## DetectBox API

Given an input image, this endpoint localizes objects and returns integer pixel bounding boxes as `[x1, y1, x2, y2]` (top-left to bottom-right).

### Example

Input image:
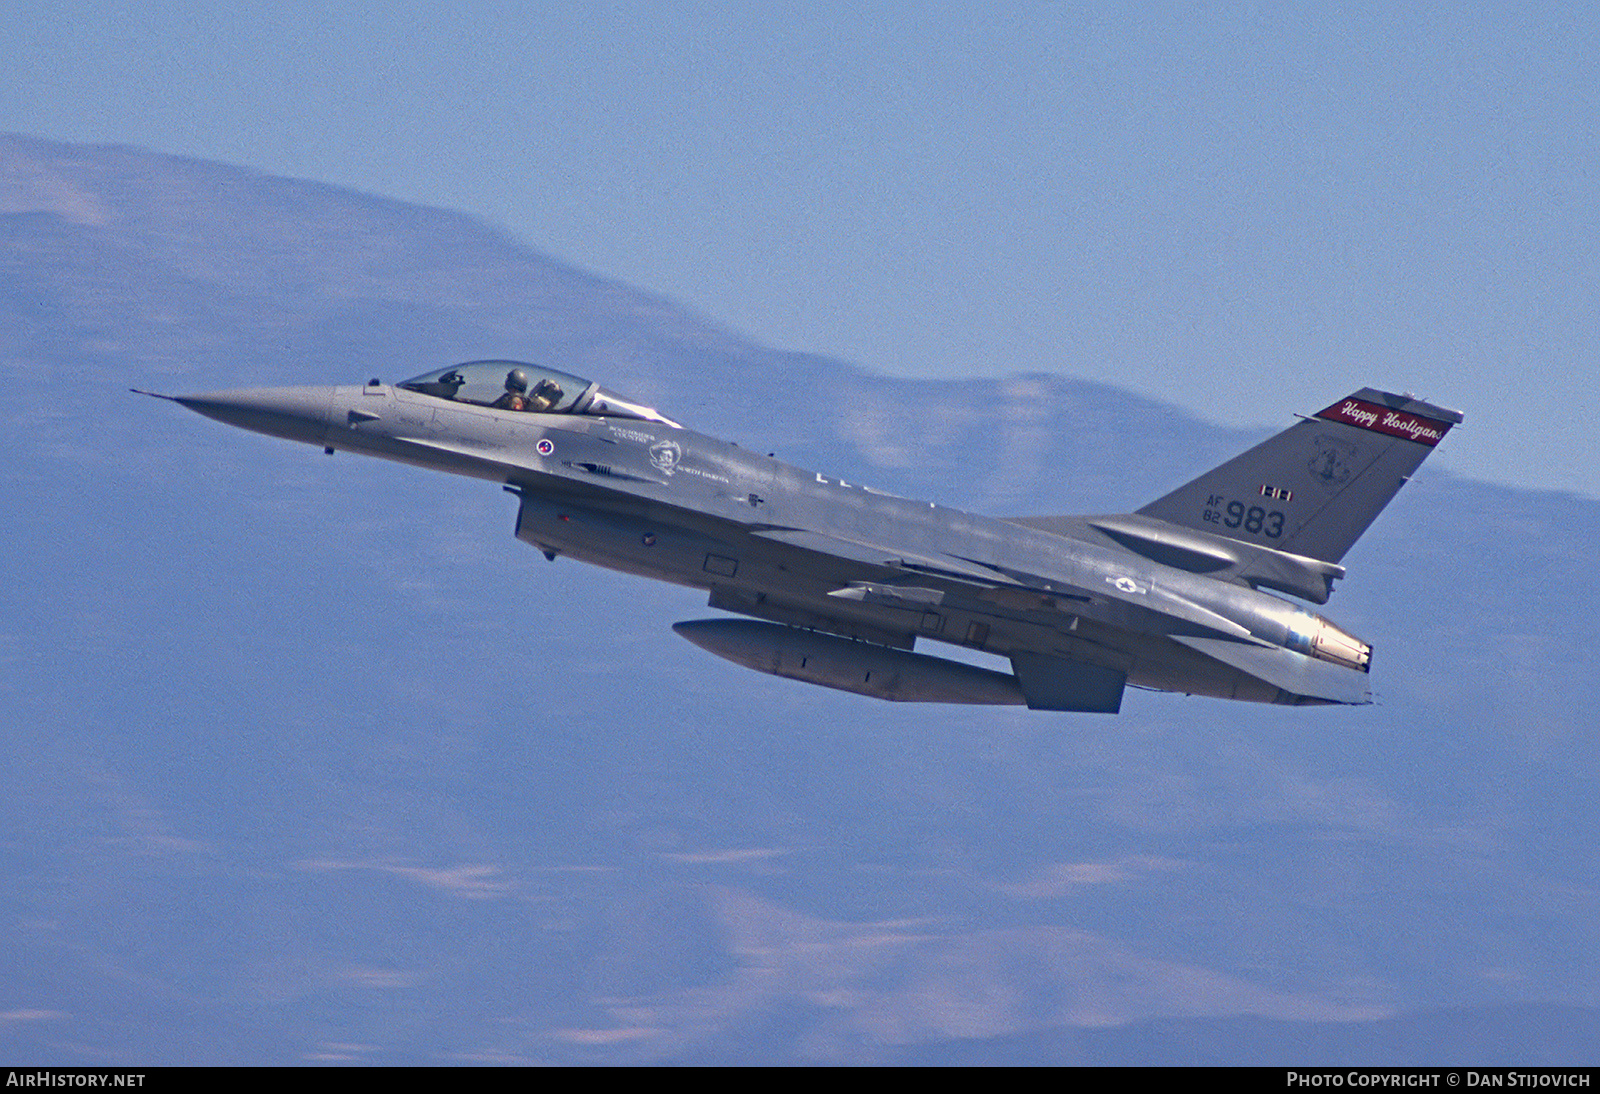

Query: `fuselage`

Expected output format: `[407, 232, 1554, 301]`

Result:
[168, 375, 1371, 707]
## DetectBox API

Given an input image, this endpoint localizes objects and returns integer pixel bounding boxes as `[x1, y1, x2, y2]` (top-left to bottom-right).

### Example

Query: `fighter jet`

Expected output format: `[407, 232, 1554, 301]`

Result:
[138, 362, 1461, 712]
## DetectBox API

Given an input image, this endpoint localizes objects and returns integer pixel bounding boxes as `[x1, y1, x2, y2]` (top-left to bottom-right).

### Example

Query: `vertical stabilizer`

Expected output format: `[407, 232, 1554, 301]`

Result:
[1136, 389, 1462, 564]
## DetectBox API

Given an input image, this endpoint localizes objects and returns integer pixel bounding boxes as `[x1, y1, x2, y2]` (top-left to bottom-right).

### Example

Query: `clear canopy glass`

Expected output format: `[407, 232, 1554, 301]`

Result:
[397, 360, 680, 426]
[398, 360, 594, 412]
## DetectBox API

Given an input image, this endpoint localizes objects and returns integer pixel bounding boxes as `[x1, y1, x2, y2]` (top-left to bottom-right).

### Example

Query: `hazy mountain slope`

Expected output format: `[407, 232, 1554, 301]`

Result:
[1, 133, 1595, 1064]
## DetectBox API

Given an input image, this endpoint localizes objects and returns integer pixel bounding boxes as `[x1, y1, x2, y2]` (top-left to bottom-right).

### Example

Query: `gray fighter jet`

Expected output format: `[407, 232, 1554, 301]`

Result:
[139, 362, 1461, 712]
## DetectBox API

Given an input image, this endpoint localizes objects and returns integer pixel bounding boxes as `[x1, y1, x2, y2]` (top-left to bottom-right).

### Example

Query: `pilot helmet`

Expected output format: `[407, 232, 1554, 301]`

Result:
[505, 368, 529, 395]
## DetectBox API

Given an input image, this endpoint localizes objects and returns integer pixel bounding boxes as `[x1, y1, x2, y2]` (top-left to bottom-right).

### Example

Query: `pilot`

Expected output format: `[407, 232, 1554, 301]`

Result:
[526, 377, 563, 412]
[491, 368, 530, 411]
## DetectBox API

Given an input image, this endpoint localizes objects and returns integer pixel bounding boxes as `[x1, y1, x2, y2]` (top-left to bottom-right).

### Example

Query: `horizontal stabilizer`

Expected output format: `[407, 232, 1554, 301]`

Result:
[1172, 635, 1371, 706]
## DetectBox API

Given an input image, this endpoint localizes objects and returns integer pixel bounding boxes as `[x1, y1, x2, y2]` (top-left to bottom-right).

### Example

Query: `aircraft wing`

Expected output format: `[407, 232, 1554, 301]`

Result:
[753, 526, 1261, 644]
[749, 527, 1016, 586]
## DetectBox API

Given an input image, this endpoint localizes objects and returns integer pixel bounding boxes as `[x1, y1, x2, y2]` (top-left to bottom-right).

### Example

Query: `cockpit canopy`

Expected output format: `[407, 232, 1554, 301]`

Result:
[397, 360, 679, 427]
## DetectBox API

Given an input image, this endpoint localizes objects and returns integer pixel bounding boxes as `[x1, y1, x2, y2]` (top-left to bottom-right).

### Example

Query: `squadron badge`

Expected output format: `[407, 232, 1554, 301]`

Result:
[649, 439, 682, 474]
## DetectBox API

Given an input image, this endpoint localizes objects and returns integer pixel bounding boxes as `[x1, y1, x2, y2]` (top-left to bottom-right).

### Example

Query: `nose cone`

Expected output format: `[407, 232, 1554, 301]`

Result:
[171, 386, 335, 448]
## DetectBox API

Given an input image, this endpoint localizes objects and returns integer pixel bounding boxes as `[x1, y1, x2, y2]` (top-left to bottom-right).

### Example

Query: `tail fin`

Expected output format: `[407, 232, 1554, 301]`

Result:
[1137, 388, 1462, 565]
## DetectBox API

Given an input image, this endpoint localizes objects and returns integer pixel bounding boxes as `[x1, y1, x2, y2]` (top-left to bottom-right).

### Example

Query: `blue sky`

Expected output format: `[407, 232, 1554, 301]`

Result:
[4, 2, 1596, 496]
